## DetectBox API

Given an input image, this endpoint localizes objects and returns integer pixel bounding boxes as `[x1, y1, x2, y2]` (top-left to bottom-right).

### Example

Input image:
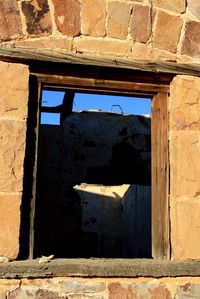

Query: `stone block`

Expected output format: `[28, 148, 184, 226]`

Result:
[176, 283, 200, 298]
[0, 194, 21, 259]
[130, 5, 152, 43]
[74, 37, 131, 57]
[52, 0, 80, 36]
[81, 0, 106, 37]
[181, 21, 200, 59]
[131, 42, 176, 61]
[0, 61, 29, 120]
[0, 61, 29, 91]
[8, 287, 66, 299]
[152, 0, 185, 13]
[0, 0, 22, 41]
[0, 120, 26, 193]
[187, 0, 200, 20]
[21, 0, 52, 36]
[170, 75, 200, 130]
[108, 282, 172, 299]
[170, 131, 200, 198]
[63, 281, 106, 293]
[171, 200, 200, 260]
[107, 1, 132, 39]
[153, 11, 183, 53]
[15, 37, 72, 51]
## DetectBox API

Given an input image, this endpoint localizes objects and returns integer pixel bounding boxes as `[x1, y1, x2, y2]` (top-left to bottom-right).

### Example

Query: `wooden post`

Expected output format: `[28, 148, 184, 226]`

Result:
[151, 92, 170, 259]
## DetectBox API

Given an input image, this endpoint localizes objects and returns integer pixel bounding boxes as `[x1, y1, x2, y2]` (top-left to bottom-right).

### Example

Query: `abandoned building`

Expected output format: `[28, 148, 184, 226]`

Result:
[0, 0, 200, 298]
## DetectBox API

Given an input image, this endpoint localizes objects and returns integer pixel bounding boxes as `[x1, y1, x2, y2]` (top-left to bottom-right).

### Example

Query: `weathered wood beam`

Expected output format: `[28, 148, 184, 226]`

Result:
[0, 47, 200, 76]
[0, 259, 200, 278]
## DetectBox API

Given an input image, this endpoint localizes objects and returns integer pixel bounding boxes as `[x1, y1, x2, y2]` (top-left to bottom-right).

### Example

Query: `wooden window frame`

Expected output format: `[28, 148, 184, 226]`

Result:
[27, 66, 170, 261]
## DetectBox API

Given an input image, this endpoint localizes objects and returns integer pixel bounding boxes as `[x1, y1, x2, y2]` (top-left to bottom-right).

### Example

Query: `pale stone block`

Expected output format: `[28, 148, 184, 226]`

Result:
[170, 75, 200, 130]
[152, 0, 185, 13]
[74, 37, 131, 57]
[0, 61, 29, 91]
[81, 0, 106, 37]
[107, 1, 132, 39]
[0, 88, 28, 120]
[131, 42, 176, 61]
[0, 194, 21, 259]
[15, 37, 73, 51]
[170, 131, 200, 198]
[0, 120, 26, 193]
[171, 200, 200, 260]
[153, 11, 183, 53]
[187, 0, 200, 19]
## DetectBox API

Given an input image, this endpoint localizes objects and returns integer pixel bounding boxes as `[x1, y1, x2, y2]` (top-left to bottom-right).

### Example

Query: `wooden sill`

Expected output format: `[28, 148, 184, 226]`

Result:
[0, 259, 200, 279]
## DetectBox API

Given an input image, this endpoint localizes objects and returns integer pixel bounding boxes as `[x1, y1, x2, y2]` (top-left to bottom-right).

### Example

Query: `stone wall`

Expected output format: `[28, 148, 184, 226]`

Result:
[0, 0, 200, 63]
[170, 75, 200, 260]
[0, 61, 29, 259]
[1, 277, 200, 298]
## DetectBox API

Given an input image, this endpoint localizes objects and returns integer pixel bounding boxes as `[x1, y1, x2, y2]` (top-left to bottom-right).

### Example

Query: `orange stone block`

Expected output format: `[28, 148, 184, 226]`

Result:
[0, 194, 21, 259]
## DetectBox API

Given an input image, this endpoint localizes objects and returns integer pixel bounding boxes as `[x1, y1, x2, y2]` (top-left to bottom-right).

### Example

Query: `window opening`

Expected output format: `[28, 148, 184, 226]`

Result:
[34, 89, 152, 259]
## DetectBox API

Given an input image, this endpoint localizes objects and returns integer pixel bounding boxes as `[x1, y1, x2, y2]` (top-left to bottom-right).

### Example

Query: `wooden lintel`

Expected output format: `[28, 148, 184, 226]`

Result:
[0, 259, 200, 278]
[0, 47, 200, 77]
[38, 75, 169, 96]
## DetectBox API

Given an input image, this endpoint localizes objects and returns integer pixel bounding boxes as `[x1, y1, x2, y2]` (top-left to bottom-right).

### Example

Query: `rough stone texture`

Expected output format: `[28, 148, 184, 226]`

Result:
[8, 287, 66, 299]
[52, 0, 80, 36]
[171, 200, 200, 260]
[108, 282, 172, 299]
[153, 11, 183, 53]
[170, 131, 200, 199]
[21, 0, 52, 36]
[176, 283, 200, 299]
[63, 280, 106, 293]
[187, 0, 200, 19]
[131, 42, 176, 61]
[152, 0, 185, 13]
[0, 120, 26, 193]
[130, 5, 152, 43]
[0, 194, 21, 259]
[170, 76, 200, 131]
[181, 21, 200, 60]
[14, 37, 72, 51]
[0, 0, 22, 41]
[0, 61, 29, 120]
[107, 2, 132, 39]
[74, 37, 131, 57]
[170, 76, 200, 198]
[81, 0, 106, 37]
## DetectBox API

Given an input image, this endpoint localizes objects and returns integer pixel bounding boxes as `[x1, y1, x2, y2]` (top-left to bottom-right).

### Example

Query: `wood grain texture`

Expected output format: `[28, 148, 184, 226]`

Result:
[0, 259, 200, 278]
[0, 47, 199, 76]
[152, 92, 170, 260]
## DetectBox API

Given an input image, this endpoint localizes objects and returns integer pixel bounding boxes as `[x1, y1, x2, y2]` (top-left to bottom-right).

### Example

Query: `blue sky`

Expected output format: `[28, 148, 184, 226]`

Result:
[41, 90, 151, 125]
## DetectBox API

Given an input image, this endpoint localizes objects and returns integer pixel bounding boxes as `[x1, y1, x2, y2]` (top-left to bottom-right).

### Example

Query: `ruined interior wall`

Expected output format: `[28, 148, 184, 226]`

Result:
[35, 112, 151, 258]
[0, 0, 200, 63]
[0, 61, 29, 259]
[1, 276, 200, 298]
